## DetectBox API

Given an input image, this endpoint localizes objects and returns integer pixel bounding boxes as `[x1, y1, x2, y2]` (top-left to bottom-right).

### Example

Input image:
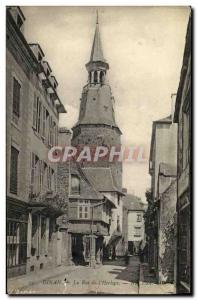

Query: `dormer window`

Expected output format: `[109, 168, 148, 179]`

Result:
[8, 7, 25, 32]
[38, 52, 42, 62]
[71, 175, 80, 195]
[29, 44, 44, 63]
[17, 15, 23, 29]
[42, 61, 52, 78]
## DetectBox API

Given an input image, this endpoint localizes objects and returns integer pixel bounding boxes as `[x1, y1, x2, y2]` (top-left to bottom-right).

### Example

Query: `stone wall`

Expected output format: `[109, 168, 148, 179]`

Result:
[158, 179, 177, 283]
[72, 124, 122, 189]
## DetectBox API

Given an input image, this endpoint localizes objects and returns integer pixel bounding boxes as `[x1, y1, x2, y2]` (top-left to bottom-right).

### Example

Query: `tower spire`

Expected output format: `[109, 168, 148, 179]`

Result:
[96, 9, 99, 25]
[89, 10, 106, 63]
[86, 10, 109, 79]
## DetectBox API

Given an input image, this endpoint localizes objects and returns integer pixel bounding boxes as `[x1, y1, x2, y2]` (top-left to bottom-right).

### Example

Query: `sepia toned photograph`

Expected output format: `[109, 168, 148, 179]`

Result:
[6, 5, 192, 295]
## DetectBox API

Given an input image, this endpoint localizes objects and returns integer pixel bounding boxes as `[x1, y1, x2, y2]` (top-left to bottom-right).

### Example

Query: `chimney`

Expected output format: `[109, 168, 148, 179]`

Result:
[58, 127, 72, 147]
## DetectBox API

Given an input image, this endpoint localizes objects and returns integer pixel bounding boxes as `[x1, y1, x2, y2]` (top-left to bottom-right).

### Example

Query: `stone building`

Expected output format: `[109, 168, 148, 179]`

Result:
[122, 194, 145, 255]
[6, 6, 68, 278]
[173, 14, 191, 294]
[148, 115, 177, 275]
[157, 163, 177, 283]
[69, 14, 124, 265]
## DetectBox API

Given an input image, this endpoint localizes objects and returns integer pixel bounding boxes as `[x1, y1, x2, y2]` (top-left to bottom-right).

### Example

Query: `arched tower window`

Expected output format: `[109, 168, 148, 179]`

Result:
[94, 71, 98, 84]
[88, 72, 91, 83]
[100, 71, 105, 84]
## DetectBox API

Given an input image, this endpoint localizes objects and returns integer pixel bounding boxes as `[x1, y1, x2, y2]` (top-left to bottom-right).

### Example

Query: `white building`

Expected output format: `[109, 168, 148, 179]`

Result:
[122, 194, 145, 255]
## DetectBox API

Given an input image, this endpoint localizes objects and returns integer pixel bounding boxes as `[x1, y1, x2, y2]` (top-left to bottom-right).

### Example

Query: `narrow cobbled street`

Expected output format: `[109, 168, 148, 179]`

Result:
[18, 257, 140, 295]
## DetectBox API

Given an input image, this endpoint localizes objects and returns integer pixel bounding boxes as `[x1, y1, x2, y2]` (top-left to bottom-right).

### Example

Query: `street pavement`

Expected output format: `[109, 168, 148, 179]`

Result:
[16, 256, 140, 295]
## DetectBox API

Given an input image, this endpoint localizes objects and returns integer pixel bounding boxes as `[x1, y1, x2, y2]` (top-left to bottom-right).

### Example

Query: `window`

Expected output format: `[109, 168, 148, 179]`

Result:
[51, 169, 55, 191]
[39, 161, 44, 192]
[7, 219, 27, 268]
[100, 71, 105, 84]
[78, 200, 90, 219]
[31, 153, 36, 188]
[71, 175, 80, 195]
[134, 226, 141, 237]
[46, 110, 49, 144]
[33, 96, 37, 129]
[17, 15, 23, 29]
[53, 122, 58, 146]
[48, 116, 53, 147]
[51, 120, 56, 146]
[12, 77, 21, 118]
[43, 162, 47, 191]
[117, 195, 120, 206]
[10, 146, 19, 194]
[137, 213, 142, 222]
[33, 96, 42, 134]
[47, 69, 50, 77]
[38, 52, 42, 62]
[47, 167, 52, 190]
[37, 101, 42, 134]
[31, 153, 42, 195]
[42, 106, 46, 138]
[182, 104, 190, 170]
[94, 71, 98, 83]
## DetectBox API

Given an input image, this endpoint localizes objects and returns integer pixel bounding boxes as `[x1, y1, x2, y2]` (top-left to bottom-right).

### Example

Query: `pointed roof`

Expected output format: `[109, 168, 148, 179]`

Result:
[89, 12, 106, 63]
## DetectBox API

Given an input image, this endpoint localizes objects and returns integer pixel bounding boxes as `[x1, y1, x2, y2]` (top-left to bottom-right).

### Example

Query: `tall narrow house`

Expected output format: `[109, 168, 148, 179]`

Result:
[69, 14, 124, 265]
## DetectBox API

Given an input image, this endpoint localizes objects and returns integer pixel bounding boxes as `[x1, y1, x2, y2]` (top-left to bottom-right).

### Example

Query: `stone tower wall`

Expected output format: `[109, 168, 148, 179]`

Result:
[72, 125, 122, 189]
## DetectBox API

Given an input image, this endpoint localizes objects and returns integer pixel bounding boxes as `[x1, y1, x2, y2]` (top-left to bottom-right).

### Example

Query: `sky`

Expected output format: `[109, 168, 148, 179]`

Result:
[22, 6, 190, 202]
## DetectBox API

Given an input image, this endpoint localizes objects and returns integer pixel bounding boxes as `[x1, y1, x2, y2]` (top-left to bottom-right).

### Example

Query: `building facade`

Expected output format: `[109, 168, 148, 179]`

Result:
[122, 194, 145, 256]
[173, 15, 191, 294]
[157, 163, 177, 283]
[147, 115, 177, 276]
[68, 15, 124, 265]
[6, 6, 68, 278]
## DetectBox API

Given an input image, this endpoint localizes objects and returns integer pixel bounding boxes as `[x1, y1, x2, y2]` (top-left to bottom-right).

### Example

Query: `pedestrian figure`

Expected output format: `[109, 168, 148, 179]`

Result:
[125, 250, 129, 266]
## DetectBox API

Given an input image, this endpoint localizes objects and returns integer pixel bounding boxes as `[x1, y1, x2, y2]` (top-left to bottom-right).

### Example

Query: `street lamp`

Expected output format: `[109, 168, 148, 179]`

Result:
[89, 199, 106, 267]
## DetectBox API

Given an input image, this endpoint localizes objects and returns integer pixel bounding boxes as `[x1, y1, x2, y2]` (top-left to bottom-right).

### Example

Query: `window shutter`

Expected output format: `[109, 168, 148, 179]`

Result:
[55, 125, 58, 145]
[31, 153, 35, 187]
[13, 78, 21, 117]
[33, 95, 37, 129]
[47, 167, 51, 190]
[39, 161, 43, 192]
[34, 155, 39, 194]
[46, 110, 49, 145]
[49, 116, 53, 147]
[42, 106, 46, 138]
[39, 102, 43, 135]
[37, 98, 41, 133]
[10, 146, 19, 194]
